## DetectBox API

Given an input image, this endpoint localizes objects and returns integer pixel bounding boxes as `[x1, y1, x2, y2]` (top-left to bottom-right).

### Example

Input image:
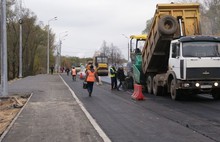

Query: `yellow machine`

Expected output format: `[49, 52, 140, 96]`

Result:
[93, 55, 108, 76]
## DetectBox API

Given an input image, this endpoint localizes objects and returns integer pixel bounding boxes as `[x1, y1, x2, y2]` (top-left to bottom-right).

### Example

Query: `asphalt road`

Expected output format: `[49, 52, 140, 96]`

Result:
[61, 74, 220, 142]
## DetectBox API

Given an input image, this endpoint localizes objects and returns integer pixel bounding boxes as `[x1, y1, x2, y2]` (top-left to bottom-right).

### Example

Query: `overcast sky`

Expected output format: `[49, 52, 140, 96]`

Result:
[23, 0, 172, 59]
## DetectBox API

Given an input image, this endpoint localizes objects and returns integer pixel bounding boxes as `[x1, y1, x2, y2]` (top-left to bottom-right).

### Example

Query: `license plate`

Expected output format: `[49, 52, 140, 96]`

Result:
[201, 85, 212, 89]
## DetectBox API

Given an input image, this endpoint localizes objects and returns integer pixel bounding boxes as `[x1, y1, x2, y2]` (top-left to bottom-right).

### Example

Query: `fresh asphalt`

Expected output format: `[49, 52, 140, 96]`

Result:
[1, 74, 219, 142]
[61, 74, 218, 142]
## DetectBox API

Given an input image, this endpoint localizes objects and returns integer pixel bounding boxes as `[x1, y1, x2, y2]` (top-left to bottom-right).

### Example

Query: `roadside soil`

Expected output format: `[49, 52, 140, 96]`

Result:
[0, 94, 30, 136]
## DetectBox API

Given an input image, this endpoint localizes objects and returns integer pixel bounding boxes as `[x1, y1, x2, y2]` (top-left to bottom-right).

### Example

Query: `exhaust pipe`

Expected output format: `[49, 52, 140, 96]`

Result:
[177, 16, 183, 36]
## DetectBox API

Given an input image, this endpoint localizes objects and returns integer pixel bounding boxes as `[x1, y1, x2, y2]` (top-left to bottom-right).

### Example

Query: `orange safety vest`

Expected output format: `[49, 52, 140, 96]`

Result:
[72, 69, 76, 75]
[86, 70, 95, 82]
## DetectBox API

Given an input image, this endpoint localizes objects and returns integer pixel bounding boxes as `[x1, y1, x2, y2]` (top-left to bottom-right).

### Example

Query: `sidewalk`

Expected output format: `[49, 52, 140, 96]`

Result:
[1, 74, 104, 142]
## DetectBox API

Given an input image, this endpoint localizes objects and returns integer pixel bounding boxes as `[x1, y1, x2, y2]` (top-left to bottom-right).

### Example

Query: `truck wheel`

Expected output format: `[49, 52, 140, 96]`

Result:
[125, 77, 133, 89]
[170, 79, 180, 100]
[147, 75, 153, 94]
[153, 77, 163, 96]
[158, 15, 178, 35]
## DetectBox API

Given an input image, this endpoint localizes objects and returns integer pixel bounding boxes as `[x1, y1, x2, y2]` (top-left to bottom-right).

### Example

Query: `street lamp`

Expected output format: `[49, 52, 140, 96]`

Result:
[19, 19, 23, 78]
[122, 34, 130, 61]
[1, 0, 8, 96]
[56, 31, 68, 73]
[47, 16, 57, 74]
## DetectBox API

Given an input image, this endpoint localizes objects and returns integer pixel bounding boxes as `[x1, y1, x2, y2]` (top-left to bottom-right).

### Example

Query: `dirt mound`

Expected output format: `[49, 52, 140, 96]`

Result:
[0, 94, 30, 136]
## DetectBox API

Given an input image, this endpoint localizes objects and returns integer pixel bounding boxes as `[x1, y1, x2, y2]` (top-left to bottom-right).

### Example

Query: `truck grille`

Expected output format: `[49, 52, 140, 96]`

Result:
[186, 68, 220, 80]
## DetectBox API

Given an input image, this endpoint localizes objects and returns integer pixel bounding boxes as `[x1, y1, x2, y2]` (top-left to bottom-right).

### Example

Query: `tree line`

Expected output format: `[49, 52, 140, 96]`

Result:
[2, 0, 219, 80]
[1, 1, 56, 80]
[1, 1, 126, 80]
[61, 41, 127, 70]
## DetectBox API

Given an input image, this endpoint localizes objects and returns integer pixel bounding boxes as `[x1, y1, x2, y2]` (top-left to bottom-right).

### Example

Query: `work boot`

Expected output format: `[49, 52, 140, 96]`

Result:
[89, 92, 92, 97]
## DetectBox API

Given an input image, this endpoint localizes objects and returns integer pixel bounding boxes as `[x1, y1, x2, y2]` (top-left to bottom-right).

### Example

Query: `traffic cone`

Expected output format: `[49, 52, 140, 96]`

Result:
[80, 73, 83, 79]
[131, 85, 138, 99]
[131, 84, 144, 100]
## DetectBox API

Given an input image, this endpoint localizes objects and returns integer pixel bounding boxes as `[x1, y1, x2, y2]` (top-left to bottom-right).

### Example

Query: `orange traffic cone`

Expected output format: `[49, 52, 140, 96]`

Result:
[131, 84, 144, 100]
[80, 73, 83, 79]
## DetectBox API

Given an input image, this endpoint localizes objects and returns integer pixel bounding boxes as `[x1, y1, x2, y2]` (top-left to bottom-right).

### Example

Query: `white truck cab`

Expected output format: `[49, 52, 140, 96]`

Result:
[168, 36, 220, 99]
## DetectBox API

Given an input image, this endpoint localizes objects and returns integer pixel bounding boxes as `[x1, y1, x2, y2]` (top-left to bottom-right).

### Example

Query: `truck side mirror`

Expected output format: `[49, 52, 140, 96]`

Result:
[172, 45, 177, 58]
[176, 44, 180, 57]
[171, 43, 180, 58]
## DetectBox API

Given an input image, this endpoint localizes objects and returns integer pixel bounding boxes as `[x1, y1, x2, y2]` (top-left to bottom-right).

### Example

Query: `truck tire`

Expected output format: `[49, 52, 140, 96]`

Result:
[147, 75, 153, 94]
[158, 15, 178, 35]
[153, 76, 163, 96]
[170, 79, 181, 100]
[124, 77, 133, 89]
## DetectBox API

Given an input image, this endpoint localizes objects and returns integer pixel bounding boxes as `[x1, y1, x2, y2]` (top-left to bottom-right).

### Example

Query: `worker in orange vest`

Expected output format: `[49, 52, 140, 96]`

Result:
[85, 65, 99, 97]
[71, 66, 77, 81]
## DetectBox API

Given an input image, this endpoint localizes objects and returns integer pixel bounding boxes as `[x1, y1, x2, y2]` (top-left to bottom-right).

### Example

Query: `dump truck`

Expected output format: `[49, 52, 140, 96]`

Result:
[133, 3, 220, 100]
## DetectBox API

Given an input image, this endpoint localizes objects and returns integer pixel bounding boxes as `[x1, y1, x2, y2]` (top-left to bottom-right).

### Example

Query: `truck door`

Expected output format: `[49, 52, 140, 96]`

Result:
[169, 42, 181, 79]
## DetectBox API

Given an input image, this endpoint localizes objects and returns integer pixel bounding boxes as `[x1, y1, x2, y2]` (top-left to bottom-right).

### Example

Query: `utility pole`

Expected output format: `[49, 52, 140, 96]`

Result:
[122, 34, 130, 61]
[58, 40, 62, 72]
[1, 0, 8, 96]
[57, 31, 68, 72]
[1, 1, 3, 90]
[47, 17, 57, 74]
[18, 0, 23, 78]
[55, 45, 59, 73]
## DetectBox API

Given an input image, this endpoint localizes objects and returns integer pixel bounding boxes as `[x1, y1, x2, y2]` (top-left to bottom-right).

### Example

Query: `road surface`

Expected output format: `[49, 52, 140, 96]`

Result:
[61, 74, 220, 142]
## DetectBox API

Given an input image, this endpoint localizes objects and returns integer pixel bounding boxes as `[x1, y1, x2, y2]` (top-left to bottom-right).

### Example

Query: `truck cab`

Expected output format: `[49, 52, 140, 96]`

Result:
[167, 36, 220, 99]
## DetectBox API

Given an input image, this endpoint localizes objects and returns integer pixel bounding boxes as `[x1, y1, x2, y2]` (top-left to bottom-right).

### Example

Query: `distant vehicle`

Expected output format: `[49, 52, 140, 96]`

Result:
[72, 63, 81, 72]
[77, 65, 86, 79]
[93, 55, 108, 76]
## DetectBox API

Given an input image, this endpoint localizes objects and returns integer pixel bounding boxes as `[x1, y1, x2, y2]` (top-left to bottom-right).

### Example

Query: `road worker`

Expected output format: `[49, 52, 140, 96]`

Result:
[117, 66, 125, 91]
[85, 65, 99, 97]
[71, 66, 77, 81]
[110, 65, 117, 90]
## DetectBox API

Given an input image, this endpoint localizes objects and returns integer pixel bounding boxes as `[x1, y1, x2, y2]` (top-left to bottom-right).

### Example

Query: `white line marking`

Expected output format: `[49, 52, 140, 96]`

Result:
[60, 75, 111, 142]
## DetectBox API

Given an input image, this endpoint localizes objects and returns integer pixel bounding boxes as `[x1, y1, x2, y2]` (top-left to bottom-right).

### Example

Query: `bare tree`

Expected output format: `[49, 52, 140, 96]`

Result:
[99, 41, 124, 66]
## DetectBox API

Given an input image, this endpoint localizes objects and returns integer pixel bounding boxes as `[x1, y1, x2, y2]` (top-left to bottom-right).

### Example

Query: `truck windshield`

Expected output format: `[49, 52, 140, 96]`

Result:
[97, 57, 108, 63]
[182, 42, 220, 57]
[138, 40, 145, 51]
[130, 39, 145, 52]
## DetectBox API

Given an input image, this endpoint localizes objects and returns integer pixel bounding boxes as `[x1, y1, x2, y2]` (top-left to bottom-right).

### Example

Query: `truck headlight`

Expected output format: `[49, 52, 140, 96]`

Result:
[214, 82, 219, 87]
[195, 83, 200, 87]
